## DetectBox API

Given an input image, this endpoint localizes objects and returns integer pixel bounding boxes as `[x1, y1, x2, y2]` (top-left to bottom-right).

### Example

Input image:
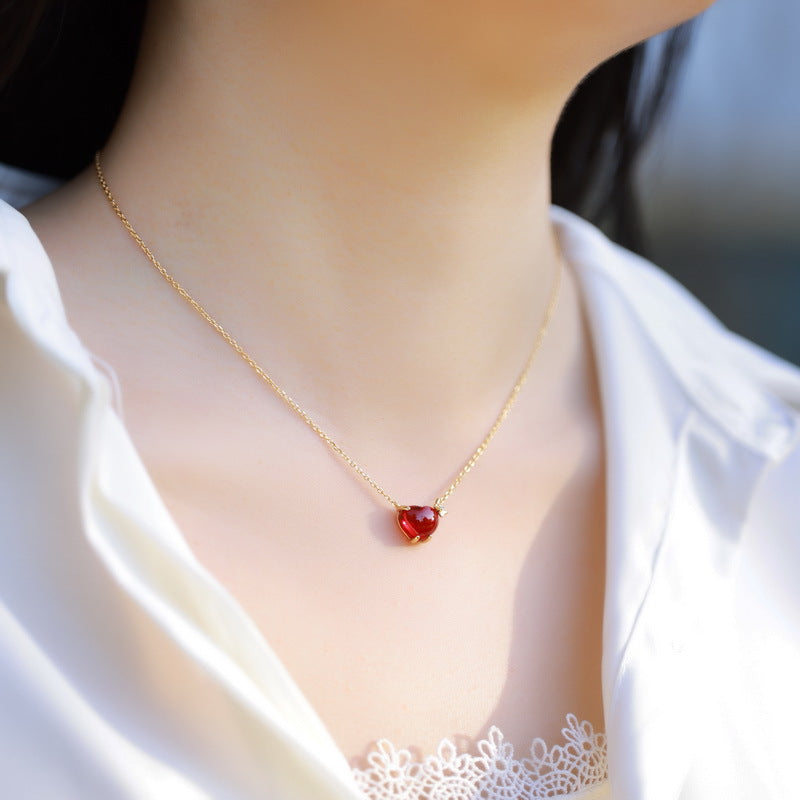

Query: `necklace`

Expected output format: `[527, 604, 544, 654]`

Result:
[94, 152, 562, 544]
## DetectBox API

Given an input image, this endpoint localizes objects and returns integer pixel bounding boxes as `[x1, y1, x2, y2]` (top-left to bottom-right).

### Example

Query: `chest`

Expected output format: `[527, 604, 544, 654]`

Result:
[126, 382, 607, 764]
[48, 233, 608, 765]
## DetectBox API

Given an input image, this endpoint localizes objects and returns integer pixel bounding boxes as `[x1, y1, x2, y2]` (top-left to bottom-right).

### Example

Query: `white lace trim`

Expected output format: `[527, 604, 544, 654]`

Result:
[351, 714, 608, 799]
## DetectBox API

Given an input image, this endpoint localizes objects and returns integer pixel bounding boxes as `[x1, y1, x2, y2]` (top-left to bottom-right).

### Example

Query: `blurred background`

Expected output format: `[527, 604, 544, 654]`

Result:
[639, 0, 800, 364]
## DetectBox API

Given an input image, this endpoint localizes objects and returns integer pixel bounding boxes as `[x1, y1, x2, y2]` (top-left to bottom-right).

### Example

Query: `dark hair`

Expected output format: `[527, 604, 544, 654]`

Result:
[0, 0, 691, 251]
[551, 28, 693, 249]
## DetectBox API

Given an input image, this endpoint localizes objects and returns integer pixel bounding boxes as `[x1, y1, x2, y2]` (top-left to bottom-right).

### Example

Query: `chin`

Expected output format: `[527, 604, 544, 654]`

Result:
[423, 0, 717, 93]
[625, 0, 718, 42]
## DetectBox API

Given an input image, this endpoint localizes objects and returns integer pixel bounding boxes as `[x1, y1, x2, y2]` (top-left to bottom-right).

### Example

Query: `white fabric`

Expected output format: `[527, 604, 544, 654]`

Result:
[352, 714, 607, 799]
[1, 197, 799, 799]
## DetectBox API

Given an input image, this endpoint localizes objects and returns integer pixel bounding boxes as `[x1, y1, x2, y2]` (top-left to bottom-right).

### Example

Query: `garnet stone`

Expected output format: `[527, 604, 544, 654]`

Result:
[396, 505, 439, 544]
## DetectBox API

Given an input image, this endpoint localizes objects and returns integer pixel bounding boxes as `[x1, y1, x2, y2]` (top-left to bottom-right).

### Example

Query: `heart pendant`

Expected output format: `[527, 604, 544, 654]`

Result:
[396, 505, 439, 544]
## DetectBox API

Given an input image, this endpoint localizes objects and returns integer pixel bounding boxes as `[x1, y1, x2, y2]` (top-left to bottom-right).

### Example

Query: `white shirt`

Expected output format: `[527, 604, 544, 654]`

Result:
[1, 196, 799, 799]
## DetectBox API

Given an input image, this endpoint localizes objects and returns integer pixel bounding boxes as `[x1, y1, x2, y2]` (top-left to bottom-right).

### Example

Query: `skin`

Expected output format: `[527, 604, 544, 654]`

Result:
[26, 0, 714, 765]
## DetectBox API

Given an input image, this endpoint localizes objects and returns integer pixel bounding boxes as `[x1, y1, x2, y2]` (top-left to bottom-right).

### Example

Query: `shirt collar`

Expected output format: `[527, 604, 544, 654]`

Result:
[555, 205, 799, 799]
[552, 205, 799, 463]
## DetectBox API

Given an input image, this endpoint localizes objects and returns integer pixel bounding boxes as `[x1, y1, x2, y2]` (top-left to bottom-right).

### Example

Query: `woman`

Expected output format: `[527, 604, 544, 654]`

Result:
[1, 1, 798, 798]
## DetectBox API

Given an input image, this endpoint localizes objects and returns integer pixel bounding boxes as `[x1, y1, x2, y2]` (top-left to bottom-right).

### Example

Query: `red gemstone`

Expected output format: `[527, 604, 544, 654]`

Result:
[397, 505, 439, 543]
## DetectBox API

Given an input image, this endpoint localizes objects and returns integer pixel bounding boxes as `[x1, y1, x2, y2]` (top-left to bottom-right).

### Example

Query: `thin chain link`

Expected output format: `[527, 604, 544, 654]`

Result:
[94, 151, 562, 513]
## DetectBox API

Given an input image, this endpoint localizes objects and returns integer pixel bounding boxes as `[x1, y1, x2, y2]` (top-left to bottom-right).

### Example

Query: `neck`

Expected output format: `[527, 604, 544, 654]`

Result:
[97, 0, 581, 443]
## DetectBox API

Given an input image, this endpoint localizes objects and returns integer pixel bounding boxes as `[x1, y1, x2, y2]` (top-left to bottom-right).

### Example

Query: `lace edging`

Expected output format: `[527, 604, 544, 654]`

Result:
[351, 713, 608, 799]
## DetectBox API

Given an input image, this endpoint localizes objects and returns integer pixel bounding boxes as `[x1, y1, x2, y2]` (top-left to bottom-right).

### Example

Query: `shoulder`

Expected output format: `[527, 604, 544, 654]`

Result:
[552, 205, 800, 461]
[0, 162, 66, 316]
[0, 197, 65, 321]
[553, 210, 800, 794]
[0, 197, 106, 423]
[550, 211, 800, 795]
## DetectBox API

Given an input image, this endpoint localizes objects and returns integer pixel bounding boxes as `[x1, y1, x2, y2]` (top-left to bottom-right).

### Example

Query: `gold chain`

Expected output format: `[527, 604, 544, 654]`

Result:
[94, 151, 562, 514]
